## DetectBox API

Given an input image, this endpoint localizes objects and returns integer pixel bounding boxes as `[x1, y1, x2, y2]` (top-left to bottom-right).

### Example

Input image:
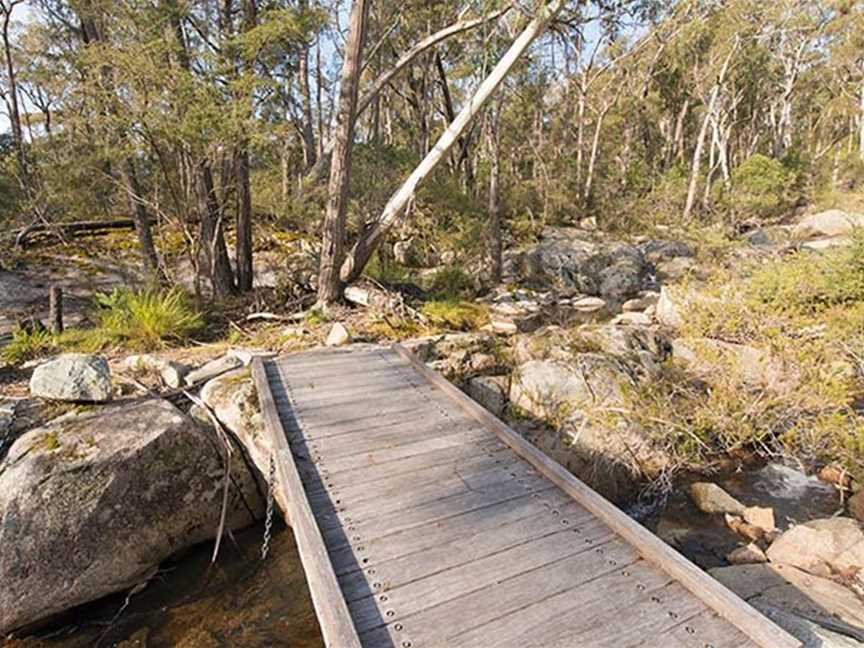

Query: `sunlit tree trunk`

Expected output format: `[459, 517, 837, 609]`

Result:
[317, 0, 370, 306]
[683, 40, 738, 222]
[487, 97, 503, 284]
[859, 83, 864, 162]
[0, 0, 24, 170]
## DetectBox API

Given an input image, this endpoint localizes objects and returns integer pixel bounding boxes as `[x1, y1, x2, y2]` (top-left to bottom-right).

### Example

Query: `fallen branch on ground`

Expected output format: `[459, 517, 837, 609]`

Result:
[13, 219, 140, 247]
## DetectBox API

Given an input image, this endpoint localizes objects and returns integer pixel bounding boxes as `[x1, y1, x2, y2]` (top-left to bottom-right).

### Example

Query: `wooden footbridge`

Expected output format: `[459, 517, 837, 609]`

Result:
[251, 345, 801, 648]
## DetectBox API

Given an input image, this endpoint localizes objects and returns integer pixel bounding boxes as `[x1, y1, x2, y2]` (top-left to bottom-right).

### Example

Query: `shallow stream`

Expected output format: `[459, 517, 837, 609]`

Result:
[5, 523, 324, 648]
[7, 462, 841, 647]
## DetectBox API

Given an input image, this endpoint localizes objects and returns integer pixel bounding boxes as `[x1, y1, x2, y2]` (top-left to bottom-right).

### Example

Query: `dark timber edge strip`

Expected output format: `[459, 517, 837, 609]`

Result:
[251, 358, 362, 648]
[390, 343, 803, 648]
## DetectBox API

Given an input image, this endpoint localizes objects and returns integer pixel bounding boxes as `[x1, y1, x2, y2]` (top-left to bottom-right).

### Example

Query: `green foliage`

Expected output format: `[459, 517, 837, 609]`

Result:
[427, 266, 475, 300]
[643, 238, 864, 477]
[363, 252, 413, 284]
[748, 229, 864, 314]
[1, 327, 56, 364]
[725, 154, 800, 220]
[421, 300, 489, 332]
[90, 287, 204, 350]
[303, 308, 330, 326]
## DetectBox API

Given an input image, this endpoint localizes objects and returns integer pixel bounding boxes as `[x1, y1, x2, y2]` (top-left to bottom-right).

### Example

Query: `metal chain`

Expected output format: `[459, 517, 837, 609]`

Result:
[261, 453, 276, 561]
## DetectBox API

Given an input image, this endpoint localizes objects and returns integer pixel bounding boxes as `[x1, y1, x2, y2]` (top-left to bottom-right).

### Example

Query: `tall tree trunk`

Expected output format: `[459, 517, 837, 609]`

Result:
[0, 1, 24, 171]
[487, 98, 503, 285]
[340, 0, 567, 284]
[120, 158, 161, 276]
[302, 7, 510, 188]
[859, 83, 864, 163]
[166, 0, 235, 295]
[297, 0, 317, 168]
[235, 148, 254, 291]
[78, 1, 162, 279]
[196, 161, 236, 296]
[672, 98, 690, 167]
[233, 0, 257, 293]
[317, 0, 370, 306]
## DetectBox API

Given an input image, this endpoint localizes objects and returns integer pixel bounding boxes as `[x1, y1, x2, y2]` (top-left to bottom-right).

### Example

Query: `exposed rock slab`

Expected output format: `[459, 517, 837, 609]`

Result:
[794, 210, 864, 238]
[766, 518, 864, 579]
[184, 354, 244, 386]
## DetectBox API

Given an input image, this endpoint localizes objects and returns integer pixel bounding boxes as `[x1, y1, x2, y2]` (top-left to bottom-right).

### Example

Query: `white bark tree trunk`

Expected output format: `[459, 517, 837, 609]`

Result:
[859, 82, 864, 162]
[683, 40, 738, 222]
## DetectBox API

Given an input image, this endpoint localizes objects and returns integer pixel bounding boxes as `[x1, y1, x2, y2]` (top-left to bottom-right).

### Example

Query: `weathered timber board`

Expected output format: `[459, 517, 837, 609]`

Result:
[253, 346, 802, 648]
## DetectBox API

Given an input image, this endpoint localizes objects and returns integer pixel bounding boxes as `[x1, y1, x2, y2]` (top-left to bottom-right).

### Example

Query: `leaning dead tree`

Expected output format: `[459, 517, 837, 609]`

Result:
[338, 0, 568, 284]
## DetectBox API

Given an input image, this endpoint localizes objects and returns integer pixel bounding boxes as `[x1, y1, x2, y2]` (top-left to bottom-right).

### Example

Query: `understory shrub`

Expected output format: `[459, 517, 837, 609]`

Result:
[725, 154, 799, 221]
[605, 236, 864, 477]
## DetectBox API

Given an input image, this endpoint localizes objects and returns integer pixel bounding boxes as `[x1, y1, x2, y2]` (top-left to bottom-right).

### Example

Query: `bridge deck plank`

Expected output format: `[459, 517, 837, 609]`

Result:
[253, 346, 801, 648]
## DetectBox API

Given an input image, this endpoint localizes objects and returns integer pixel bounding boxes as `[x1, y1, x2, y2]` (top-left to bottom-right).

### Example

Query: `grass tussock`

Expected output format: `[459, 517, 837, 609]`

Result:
[91, 287, 204, 350]
[1, 287, 204, 364]
[1, 327, 56, 364]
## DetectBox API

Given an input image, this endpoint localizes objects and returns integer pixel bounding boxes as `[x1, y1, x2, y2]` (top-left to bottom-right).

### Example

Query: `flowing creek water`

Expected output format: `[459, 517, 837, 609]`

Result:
[4, 523, 324, 648]
[642, 462, 843, 569]
[5, 462, 841, 647]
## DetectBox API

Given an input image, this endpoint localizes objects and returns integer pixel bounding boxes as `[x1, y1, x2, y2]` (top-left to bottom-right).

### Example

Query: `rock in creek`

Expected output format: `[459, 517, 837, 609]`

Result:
[766, 518, 864, 580]
[29, 353, 113, 402]
[465, 375, 509, 417]
[0, 398, 263, 635]
[200, 369, 289, 515]
[689, 482, 746, 516]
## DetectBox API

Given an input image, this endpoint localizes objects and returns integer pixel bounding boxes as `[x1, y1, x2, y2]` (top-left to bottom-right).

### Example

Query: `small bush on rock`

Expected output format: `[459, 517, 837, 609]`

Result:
[641, 238, 864, 478]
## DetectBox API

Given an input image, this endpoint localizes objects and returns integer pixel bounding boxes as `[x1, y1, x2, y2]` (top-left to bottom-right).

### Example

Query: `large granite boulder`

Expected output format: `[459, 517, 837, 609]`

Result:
[516, 240, 653, 302]
[200, 369, 288, 514]
[0, 399, 263, 634]
[517, 240, 597, 289]
[510, 353, 669, 502]
[29, 354, 113, 402]
[511, 355, 633, 420]
[794, 210, 864, 239]
[577, 245, 652, 302]
[636, 239, 695, 264]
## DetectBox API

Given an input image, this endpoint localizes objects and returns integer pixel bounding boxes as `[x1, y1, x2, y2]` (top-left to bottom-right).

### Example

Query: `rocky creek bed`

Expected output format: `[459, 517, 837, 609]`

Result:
[5, 210, 864, 646]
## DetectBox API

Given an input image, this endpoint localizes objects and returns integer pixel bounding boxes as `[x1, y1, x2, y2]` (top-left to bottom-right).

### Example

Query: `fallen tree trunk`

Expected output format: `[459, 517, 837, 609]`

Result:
[13, 219, 138, 248]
